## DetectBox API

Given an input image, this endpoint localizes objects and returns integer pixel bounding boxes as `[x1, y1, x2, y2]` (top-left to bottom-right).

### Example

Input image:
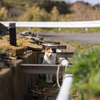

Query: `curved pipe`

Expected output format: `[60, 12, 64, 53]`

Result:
[56, 74, 73, 100]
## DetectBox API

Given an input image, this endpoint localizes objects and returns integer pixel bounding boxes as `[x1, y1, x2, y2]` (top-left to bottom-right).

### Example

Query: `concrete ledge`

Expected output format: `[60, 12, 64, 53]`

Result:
[0, 53, 37, 100]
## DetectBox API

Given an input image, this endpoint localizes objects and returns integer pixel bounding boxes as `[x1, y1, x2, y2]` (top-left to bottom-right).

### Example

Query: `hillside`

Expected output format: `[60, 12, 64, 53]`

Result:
[70, 1, 100, 21]
[0, 0, 100, 22]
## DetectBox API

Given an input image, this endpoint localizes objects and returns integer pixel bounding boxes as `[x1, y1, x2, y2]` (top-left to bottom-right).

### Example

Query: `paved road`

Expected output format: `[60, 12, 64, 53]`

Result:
[39, 33, 100, 45]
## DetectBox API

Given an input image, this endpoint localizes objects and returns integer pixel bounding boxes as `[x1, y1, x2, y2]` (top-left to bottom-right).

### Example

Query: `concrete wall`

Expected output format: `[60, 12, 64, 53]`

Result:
[0, 53, 37, 100]
[0, 44, 75, 100]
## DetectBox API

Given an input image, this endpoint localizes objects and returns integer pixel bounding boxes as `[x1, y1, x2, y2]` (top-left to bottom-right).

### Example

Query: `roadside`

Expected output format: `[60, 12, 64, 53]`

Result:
[39, 33, 100, 45]
[16, 27, 100, 34]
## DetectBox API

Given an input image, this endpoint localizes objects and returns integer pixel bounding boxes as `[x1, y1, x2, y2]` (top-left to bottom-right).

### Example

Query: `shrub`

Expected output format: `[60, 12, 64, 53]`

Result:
[66, 46, 100, 99]
[50, 6, 59, 21]
[0, 7, 8, 21]
[18, 6, 50, 21]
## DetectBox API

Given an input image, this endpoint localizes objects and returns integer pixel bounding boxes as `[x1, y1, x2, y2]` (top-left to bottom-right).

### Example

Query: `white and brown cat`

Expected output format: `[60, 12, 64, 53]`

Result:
[42, 46, 57, 83]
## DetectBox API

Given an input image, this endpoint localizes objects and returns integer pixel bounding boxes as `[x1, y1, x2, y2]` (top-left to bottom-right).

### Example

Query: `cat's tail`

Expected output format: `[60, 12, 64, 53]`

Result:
[56, 64, 68, 88]
[57, 64, 61, 88]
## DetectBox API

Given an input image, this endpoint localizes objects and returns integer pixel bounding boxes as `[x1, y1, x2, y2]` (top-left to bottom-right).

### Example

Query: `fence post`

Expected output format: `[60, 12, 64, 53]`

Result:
[85, 27, 88, 32]
[9, 23, 16, 46]
[58, 28, 61, 31]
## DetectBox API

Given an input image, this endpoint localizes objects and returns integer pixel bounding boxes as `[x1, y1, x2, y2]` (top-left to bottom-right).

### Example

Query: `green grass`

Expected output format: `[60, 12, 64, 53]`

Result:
[66, 46, 100, 99]
[16, 27, 100, 34]
[64, 42, 100, 100]
[88, 28, 100, 33]
[65, 40, 69, 43]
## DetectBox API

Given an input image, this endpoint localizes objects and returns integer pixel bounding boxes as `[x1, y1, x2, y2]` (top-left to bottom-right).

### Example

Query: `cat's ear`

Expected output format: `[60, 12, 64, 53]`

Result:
[45, 46, 48, 50]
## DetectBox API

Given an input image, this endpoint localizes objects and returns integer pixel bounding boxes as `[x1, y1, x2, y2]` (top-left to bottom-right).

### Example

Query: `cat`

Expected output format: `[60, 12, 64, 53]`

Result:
[42, 45, 57, 83]
[42, 46, 57, 64]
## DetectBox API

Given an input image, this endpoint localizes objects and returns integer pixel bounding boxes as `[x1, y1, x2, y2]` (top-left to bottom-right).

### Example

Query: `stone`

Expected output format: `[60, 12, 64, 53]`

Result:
[0, 35, 42, 57]
[0, 40, 27, 57]
[37, 36, 44, 40]
[28, 45, 42, 51]
[21, 31, 35, 36]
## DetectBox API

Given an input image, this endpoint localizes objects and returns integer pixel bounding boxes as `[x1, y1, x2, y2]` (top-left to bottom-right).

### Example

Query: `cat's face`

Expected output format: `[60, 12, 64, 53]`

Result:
[45, 46, 57, 58]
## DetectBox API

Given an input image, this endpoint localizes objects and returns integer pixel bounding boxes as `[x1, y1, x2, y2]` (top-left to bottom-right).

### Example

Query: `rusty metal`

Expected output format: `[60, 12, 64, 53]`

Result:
[42, 45, 67, 49]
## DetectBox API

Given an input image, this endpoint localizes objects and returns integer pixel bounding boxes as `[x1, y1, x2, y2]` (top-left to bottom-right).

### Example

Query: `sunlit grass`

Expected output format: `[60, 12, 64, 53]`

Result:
[16, 27, 100, 34]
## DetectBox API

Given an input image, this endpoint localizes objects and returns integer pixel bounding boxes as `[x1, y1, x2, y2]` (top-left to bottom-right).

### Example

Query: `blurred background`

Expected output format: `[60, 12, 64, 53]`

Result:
[0, 0, 100, 33]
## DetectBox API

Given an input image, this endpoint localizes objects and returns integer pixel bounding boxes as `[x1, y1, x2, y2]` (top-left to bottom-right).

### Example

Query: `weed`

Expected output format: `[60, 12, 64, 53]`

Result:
[65, 40, 69, 43]
[24, 51, 29, 56]
[66, 46, 100, 99]
[26, 54, 28, 56]
[17, 41, 24, 47]
[9, 53, 12, 56]
[1, 50, 5, 54]
[15, 56, 17, 59]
